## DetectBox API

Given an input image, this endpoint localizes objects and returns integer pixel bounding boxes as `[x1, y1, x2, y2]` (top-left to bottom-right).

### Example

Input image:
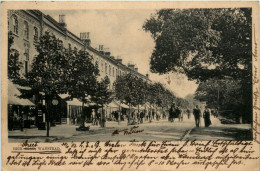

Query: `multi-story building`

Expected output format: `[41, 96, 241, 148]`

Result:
[8, 10, 151, 125]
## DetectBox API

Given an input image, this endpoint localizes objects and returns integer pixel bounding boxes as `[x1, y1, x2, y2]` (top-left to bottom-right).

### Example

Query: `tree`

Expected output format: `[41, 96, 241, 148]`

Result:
[91, 76, 113, 127]
[143, 9, 252, 123]
[66, 49, 99, 127]
[113, 73, 144, 122]
[195, 78, 246, 122]
[143, 9, 251, 81]
[28, 32, 69, 136]
[8, 31, 22, 83]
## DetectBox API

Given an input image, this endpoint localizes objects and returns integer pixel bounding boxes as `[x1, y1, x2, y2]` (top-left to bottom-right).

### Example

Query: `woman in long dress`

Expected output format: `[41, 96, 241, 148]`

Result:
[203, 108, 212, 127]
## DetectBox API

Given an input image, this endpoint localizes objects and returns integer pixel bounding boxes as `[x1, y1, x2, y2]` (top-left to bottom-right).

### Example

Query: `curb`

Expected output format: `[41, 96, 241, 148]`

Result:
[180, 127, 194, 141]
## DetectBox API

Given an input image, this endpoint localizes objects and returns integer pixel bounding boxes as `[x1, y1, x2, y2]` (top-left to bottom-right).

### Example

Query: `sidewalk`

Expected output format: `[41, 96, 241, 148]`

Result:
[183, 116, 252, 141]
[8, 121, 129, 143]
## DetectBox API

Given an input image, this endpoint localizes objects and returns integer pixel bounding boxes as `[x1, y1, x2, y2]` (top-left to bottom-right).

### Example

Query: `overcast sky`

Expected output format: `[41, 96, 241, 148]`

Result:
[42, 10, 198, 98]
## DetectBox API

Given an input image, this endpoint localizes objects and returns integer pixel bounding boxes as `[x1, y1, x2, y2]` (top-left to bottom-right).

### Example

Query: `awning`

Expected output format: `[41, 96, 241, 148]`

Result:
[8, 80, 35, 106]
[106, 101, 119, 108]
[66, 98, 83, 106]
[120, 104, 129, 109]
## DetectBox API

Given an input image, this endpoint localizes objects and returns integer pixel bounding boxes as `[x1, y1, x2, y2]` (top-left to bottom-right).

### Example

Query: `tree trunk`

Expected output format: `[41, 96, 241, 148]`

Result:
[81, 102, 85, 127]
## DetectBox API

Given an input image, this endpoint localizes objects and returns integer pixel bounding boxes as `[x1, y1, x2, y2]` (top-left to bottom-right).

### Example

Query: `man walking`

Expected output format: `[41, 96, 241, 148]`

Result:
[193, 105, 201, 127]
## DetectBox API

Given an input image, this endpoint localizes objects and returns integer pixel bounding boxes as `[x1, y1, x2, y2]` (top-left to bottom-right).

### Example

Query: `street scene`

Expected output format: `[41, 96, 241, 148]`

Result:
[7, 9, 253, 142]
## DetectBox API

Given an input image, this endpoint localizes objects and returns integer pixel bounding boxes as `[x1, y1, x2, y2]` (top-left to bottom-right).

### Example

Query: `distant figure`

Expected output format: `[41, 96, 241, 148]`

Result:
[140, 111, 144, 123]
[19, 116, 24, 132]
[203, 108, 212, 127]
[163, 111, 166, 119]
[137, 112, 140, 124]
[148, 110, 152, 123]
[152, 110, 155, 120]
[193, 105, 201, 127]
[177, 107, 183, 122]
[91, 109, 96, 125]
[169, 103, 178, 122]
[186, 109, 191, 119]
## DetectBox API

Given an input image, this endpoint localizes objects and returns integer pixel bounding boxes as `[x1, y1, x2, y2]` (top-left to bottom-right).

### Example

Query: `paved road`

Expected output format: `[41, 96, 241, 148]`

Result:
[9, 116, 195, 143]
[56, 116, 195, 142]
[8, 115, 252, 143]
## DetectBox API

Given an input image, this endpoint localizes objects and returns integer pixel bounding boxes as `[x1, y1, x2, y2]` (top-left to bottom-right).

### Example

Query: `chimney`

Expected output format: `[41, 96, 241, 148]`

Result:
[128, 63, 135, 70]
[59, 15, 67, 28]
[116, 59, 122, 63]
[80, 32, 91, 47]
[104, 48, 111, 56]
[110, 56, 115, 59]
[146, 74, 149, 78]
[99, 45, 104, 55]
[134, 68, 138, 72]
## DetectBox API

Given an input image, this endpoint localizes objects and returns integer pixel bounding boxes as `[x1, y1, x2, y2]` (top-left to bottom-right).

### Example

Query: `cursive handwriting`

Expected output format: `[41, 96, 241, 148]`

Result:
[112, 126, 144, 136]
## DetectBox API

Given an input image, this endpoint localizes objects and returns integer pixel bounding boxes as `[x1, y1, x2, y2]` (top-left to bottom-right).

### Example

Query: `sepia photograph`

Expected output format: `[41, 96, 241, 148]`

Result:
[6, 8, 253, 143]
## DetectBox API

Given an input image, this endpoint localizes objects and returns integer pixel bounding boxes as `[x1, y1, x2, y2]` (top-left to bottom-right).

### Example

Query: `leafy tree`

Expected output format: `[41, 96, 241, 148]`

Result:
[27, 32, 69, 136]
[143, 8, 251, 81]
[8, 31, 22, 83]
[114, 73, 146, 122]
[91, 76, 113, 127]
[195, 78, 246, 122]
[144, 9, 252, 123]
[66, 49, 99, 126]
[134, 77, 146, 112]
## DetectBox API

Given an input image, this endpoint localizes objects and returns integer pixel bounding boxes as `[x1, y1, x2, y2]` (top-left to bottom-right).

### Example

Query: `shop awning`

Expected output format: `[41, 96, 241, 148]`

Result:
[66, 98, 83, 106]
[106, 101, 119, 108]
[8, 80, 35, 106]
[120, 104, 129, 109]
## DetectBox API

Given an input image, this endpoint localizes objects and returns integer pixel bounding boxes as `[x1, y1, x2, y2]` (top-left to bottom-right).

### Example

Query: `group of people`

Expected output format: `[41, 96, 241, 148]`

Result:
[169, 103, 212, 128]
[169, 103, 183, 122]
[193, 105, 212, 128]
[90, 109, 106, 127]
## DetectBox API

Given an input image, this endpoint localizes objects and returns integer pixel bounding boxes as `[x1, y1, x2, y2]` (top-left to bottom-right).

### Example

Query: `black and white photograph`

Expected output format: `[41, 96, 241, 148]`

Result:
[6, 8, 253, 143]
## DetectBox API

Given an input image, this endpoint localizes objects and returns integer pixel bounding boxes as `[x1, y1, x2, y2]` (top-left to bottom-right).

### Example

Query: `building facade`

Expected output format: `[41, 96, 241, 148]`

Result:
[8, 10, 151, 125]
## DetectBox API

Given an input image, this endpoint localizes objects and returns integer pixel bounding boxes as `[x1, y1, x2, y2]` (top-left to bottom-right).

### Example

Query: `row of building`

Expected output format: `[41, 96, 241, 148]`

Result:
[7, 10, 152, 128]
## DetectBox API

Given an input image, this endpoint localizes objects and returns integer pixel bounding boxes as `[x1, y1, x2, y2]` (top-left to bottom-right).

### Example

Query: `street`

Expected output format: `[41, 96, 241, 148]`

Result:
[8, 115, 252, 143]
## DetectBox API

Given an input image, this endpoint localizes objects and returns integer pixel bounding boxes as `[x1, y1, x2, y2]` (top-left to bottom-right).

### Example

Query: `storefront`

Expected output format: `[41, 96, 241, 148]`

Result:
[8, 80, 35, 130]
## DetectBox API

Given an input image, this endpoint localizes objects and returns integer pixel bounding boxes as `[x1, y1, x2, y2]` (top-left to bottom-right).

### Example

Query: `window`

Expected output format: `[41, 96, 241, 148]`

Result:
[12, 15, 18, 34]
[105, 63, 107, 74]
[101, 61, 103, 72]
[116, 69, 118, 77]
[34, 27, 38, 41]
[24, 21, 29, 40]
[120, 70, 121, 76]
[68, 43, 71, 50]
[109, 65, 111, 76]
[113, 67, 114, 77]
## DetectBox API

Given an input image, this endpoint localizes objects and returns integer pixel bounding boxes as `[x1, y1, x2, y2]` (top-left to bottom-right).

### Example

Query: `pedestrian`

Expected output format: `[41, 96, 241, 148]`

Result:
[19, 116, 24, 132]
[163, 111, 166, 119]
[148, 110, 152, 123]
[177, 107, 183, 122]
[91, 109, 96, 125]
[140, 111, 144, 123]
[169, 103, 178, 122]
[186, 109, 191, 119]
[137, 112, 140, 124]
[203, 107, 212, 127]
[193, 105, 201, 127]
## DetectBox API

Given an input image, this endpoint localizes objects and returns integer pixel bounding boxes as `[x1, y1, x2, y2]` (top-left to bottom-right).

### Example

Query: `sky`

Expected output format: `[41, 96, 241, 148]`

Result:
[42, 10, 198, 98]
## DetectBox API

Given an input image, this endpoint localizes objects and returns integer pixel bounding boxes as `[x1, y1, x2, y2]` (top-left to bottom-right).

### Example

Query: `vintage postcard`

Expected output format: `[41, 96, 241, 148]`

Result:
[1, 1, 260, 170]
